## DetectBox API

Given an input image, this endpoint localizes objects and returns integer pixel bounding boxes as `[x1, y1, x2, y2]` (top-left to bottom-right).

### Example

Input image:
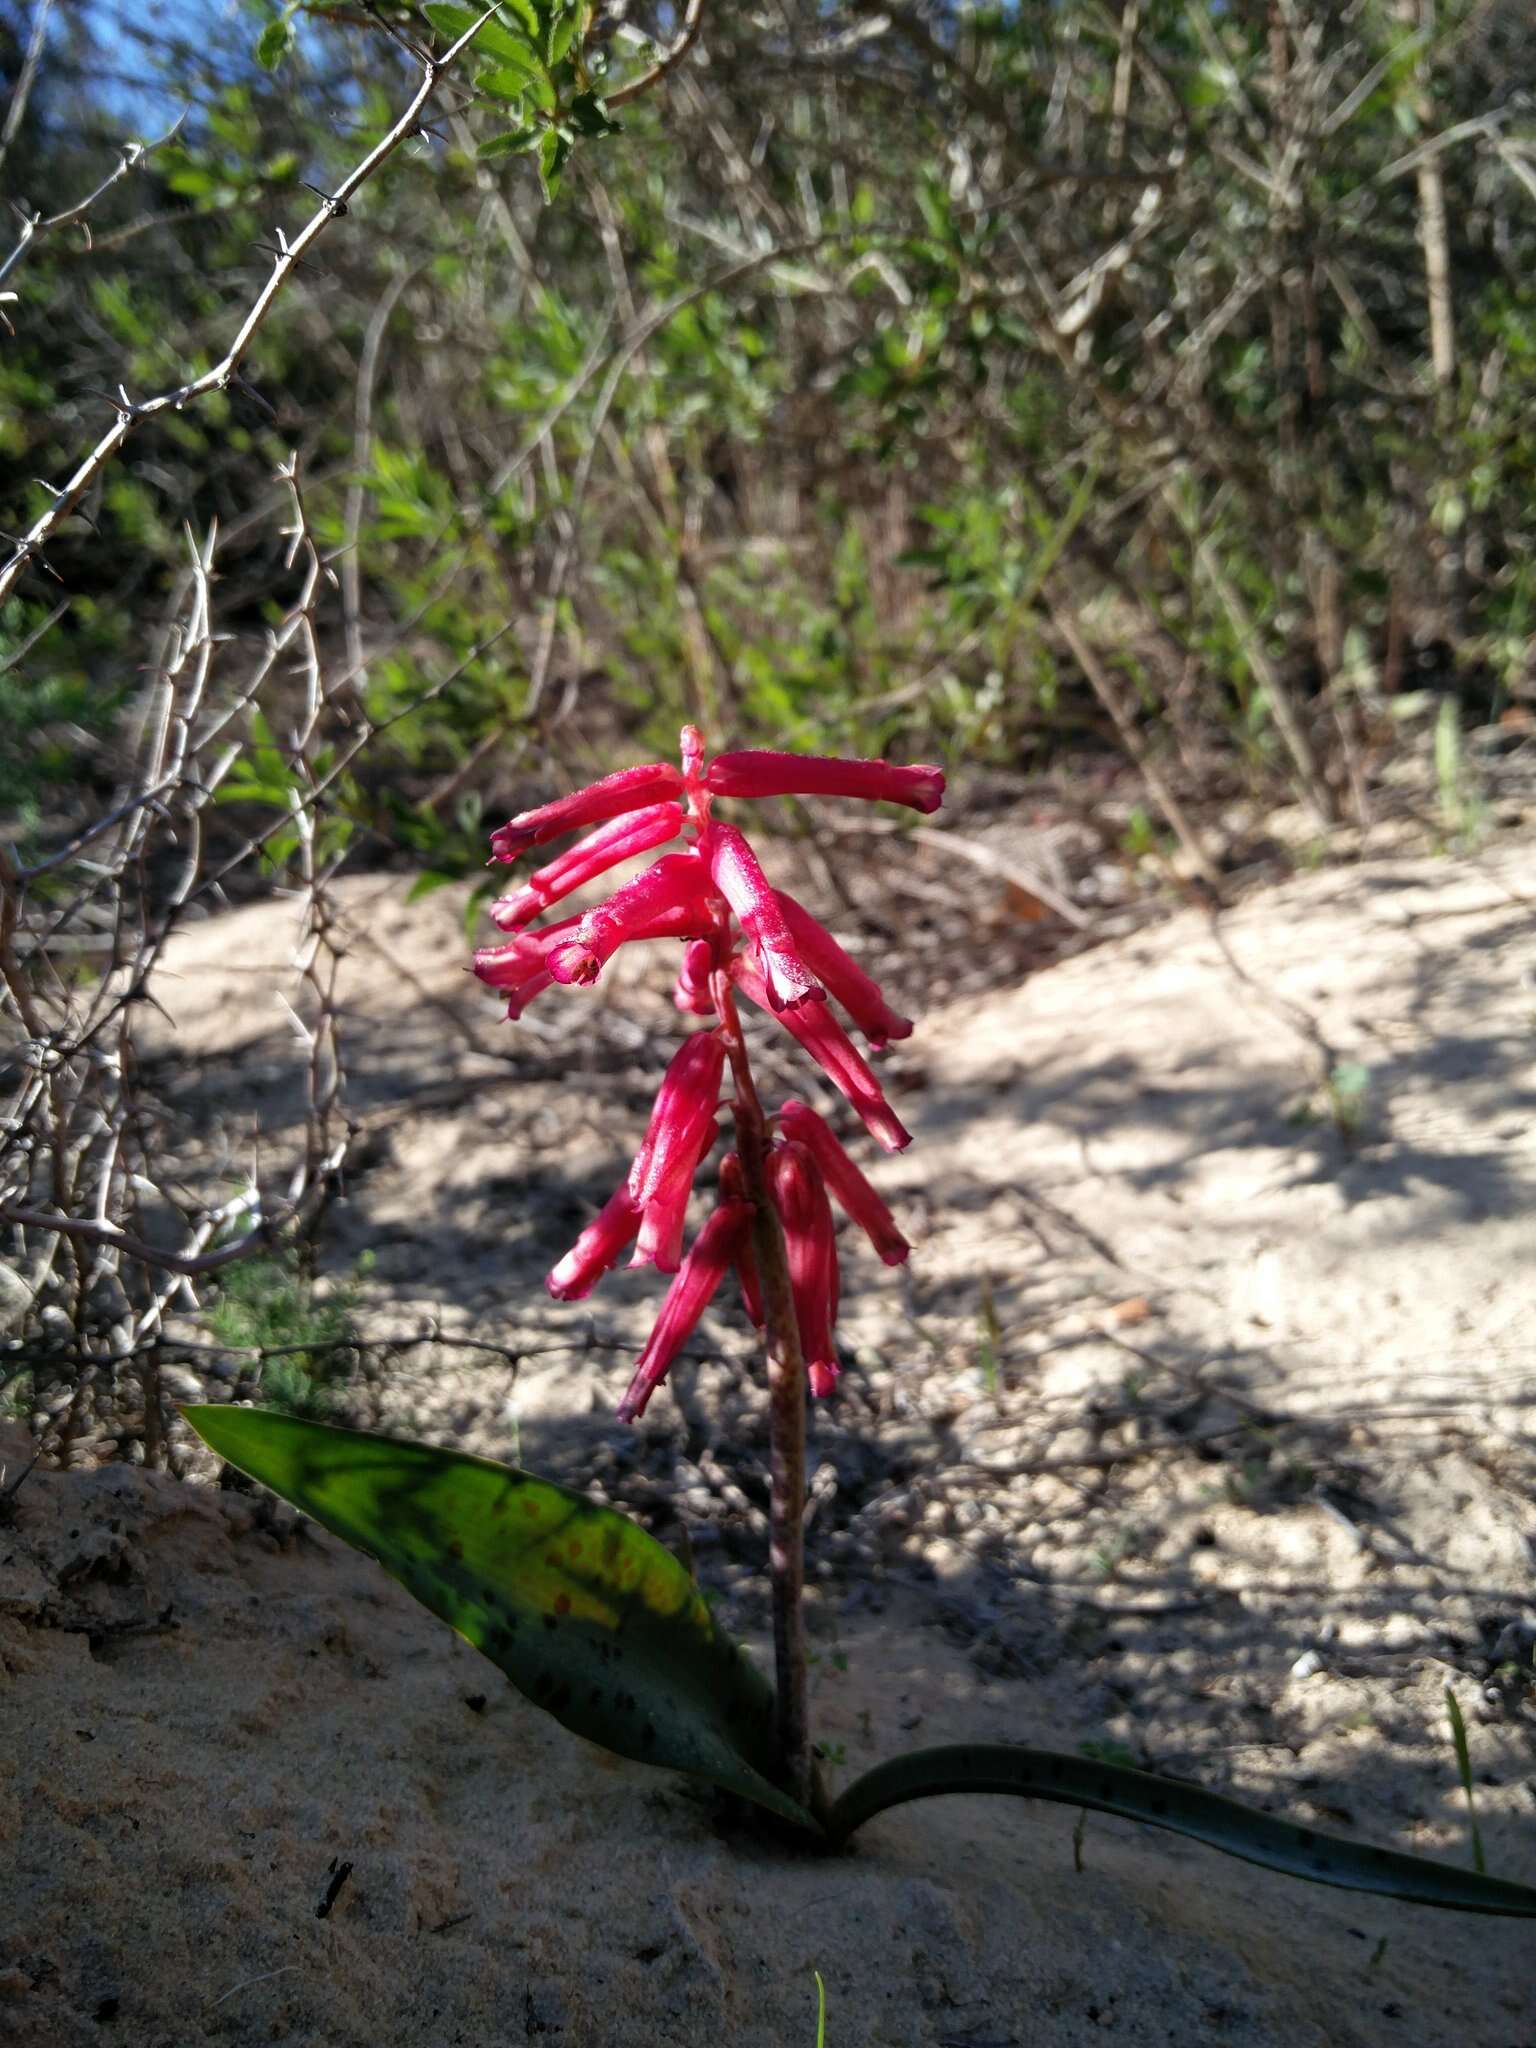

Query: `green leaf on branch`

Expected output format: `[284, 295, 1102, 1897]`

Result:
[538, 127, 572, 201]
[827, 1745, 1536, 1916]
[182, 1408, 815, 1831]
[423, 1, 541, 65]
[255, 17, 296, 71]
[478, 126, 540, 159]
[479, 52, 547, 94]
[546, 3, 582, 67]
[566, 90, 616, 139]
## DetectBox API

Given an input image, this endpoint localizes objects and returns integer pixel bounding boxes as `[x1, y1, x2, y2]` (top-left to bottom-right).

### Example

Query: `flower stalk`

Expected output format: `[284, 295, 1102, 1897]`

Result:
[710, 963, 813, 1808]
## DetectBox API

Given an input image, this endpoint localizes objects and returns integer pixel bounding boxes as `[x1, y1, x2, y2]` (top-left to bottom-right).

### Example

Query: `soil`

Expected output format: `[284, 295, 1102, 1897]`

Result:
[3, 833, 1535, 2047]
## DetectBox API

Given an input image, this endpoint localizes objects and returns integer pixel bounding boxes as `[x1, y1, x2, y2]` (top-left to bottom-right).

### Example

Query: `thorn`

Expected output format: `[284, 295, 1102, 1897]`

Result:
[232, 374, 277, 421]
[252, 238, 315, 271]
[302, 180, 349, 216]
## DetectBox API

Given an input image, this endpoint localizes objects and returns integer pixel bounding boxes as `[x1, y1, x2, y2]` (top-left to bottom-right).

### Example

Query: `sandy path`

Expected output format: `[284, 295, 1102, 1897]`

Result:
[2, 839, 1533, 2045]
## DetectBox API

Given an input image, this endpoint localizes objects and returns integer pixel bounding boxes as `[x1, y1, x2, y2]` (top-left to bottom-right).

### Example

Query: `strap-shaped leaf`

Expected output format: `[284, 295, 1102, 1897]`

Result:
[827, 1744, 1536, 1915]
[184, 1407, 814, 1831]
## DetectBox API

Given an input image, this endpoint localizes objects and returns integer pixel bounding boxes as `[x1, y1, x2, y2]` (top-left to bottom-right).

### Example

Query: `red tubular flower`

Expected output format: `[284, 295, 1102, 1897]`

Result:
[617, 1200, 754, 1423]
[490, 762, 685, 863]
[720, 1152, 764, 1326]
[777, 1099, 911, 1265]
[766, 1140, 841, 1399]
[627, 1032, 726, 1211]
[546, 1184, 642, 1301]
[705, 823, 823, 1011]
[773, 889, 913, 1049]
[488, 803, 683, 929]
[627, 1033, 726, 1273]
[547, 853, 721, 987]
[705, 749, 945, 815]
[473, 916, 581, 1019]
[631, 1125, 725, 1275]
[672, 937, 718, 1017]
[733, 957, 912, 1153]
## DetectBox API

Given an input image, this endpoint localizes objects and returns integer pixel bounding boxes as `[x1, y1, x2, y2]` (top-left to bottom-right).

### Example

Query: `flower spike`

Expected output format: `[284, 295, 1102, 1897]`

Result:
[706, 749, 945, 815]
[547, 853, 721, 987]
[474, 725, 943, 1429]
[777, 1099, 910, 1265]
[490, 761, 685, 863]
[705, 822, 823, 1011]
[489, 803, 683, 930]
[733, 956, 912, 1153]
[617, 1201, 753, 1423]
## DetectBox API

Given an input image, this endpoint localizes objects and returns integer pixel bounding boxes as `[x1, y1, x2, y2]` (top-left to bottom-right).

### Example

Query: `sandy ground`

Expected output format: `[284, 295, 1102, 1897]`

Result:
[3, 834, 1535, 2046]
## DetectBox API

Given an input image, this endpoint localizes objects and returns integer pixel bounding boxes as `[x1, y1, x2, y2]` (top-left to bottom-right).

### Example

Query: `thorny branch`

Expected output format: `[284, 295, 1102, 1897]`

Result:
[0, 4, 501, 601]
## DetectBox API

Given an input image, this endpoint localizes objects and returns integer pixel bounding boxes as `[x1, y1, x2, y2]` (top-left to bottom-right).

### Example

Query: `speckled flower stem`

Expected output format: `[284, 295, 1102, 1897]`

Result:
[709, 965, 812, 1810]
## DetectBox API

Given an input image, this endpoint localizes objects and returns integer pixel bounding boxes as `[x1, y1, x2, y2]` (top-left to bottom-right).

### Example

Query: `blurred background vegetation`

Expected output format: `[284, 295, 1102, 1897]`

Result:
[4, 0, 1533, 879]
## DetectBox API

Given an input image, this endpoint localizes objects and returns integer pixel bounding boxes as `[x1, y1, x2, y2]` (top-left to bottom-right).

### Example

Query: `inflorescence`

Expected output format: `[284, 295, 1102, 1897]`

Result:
[473, 728, 944, 1423]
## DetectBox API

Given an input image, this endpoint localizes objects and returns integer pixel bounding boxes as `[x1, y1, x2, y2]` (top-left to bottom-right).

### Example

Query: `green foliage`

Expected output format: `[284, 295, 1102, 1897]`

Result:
[181, 1407, 816, 1827]
[206, 1254, 365, 1417]
[7, 0, 1536, 861]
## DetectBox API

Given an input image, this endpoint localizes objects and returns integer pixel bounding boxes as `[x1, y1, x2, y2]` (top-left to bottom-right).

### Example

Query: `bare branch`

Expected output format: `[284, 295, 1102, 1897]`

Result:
[0, 5, 501, 603]
[606, 0, 706, 109]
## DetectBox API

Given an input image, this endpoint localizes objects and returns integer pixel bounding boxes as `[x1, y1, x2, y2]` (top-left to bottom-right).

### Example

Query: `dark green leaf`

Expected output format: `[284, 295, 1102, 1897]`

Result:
[478, 125, 539, 159]
[182, 1408, 814, 1830]
[828, 1745, 1536, 1915]
[538, 126, 572, 201]
[546, 4, 581, 66]
[423, 1, 540, 65]
[479, 52, 546, 94]
[255, 17, 295, 71]
[566, 90, 616, 139]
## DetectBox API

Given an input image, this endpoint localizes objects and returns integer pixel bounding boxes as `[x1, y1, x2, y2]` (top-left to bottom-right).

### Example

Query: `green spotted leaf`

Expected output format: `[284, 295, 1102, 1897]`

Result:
[184, 1408, 814, 1830]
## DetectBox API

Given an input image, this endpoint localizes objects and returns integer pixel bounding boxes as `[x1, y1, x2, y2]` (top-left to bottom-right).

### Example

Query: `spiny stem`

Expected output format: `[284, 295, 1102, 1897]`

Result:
[710, 965, 812, 1809]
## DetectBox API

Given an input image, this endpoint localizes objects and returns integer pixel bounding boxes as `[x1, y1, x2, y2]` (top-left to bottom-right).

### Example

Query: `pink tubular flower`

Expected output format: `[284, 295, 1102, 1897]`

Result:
[777, 1099, 910, 1265]
[705, 823, 823, 1011]
[488, 803, 683, 929]
[672, 938, 718, 1017]
[547, 854, 721, 987]
[546, 1185, 642, 1301]
[705, 749, 945, 815]
[628, 1033, 726, 1212]
[617, 1200, 754, 1423]
[472, 916, 581, 1020]
[733, 957, 912, 1153]
[774, 889, 913, 1049]
[627, 1033, 726, 1273]
[490, 762, 685, 863]
[767, 1140, 841, 1399]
